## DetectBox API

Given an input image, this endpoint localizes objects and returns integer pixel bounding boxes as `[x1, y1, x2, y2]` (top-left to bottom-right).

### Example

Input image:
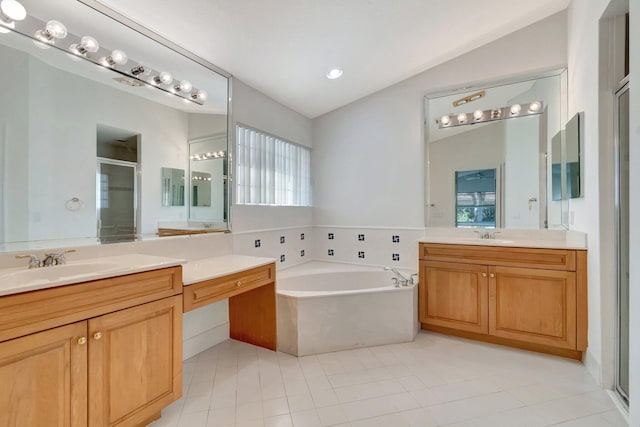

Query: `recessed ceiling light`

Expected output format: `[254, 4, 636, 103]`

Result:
[326, 68, 343, 80]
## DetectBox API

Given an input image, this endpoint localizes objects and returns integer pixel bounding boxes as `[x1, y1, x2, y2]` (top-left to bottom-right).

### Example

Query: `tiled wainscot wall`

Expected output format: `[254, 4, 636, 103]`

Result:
[232, 226, 313, 269]
[312, 227, 423, 271]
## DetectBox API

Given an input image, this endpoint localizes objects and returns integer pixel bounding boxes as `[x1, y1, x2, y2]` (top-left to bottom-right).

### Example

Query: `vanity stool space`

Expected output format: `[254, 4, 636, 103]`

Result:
[183, 257, 277, 351]
[0, 266, 183, 427]
[419, 243, 588, 359]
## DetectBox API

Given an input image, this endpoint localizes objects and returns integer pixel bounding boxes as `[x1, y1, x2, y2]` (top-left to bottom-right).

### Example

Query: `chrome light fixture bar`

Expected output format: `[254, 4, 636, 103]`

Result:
[436, 101, 544, 129]
[1, 1, 208, 106]
[190, 150, 227, 161]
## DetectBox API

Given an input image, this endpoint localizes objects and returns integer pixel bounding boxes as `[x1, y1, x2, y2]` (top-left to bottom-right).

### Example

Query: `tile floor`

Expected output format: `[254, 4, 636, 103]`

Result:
[150, 332, 627, 427]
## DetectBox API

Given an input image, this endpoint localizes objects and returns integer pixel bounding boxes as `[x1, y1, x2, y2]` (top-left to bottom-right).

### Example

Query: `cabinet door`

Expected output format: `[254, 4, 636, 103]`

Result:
[419, 261, 489, 334]
[88, 296, 182, 427]
[489, 266, 576, 349]
[0, 322, 88, 427]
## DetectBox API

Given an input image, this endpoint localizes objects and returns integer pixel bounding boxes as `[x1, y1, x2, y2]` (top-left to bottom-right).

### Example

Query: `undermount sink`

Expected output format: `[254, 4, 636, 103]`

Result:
[0, 263, 120, 289]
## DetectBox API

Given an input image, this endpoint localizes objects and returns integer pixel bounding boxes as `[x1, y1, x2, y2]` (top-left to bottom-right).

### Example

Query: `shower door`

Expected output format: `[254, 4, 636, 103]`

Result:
[614, 80, 629, 404]
[97, 159, 137, 244]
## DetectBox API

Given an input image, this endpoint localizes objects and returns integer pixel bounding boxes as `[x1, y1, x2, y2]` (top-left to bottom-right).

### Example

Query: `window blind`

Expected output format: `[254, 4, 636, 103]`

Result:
[236, 124, 311, 206]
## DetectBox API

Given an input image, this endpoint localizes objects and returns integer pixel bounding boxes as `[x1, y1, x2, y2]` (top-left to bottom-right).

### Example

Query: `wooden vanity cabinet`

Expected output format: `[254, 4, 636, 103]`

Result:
[419, 261, 488, 334]
[419, 243, 587, 359]
[183, 263, 277, 351]
[0, 267, 183, 427]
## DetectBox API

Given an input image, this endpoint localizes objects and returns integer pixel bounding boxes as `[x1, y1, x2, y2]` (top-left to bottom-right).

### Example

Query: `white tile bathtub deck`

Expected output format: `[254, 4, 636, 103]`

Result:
[149, 332, 627, 427]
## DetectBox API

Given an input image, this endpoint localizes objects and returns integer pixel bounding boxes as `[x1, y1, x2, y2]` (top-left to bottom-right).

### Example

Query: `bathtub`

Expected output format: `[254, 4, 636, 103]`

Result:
[277, 262, 419, 356]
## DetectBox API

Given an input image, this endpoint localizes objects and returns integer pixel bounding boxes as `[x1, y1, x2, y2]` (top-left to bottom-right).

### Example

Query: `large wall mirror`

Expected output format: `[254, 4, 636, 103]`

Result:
[424, 70, 568, 230]
[0, 0, 230, 252]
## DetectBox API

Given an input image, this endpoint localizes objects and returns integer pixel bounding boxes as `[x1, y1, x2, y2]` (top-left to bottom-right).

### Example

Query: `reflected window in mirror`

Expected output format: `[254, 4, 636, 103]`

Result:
[455, 169, 497, 229]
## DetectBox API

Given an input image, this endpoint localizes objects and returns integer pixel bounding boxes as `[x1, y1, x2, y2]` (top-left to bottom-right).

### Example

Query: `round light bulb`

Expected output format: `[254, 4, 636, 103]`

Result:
[440, 115, 451, 126]
[326, 68, 343, 79]
[80, 35, 99, 53]
[45, 20, 67, 39]
[473, 110, 484, 120]
[155, 71, 172, 84]
[510, 104, 522, 115]
[110, 49, 127, 65]
[218, 151, 225, 156]
[1, 0, 26, 21]
[177, 80, 192, 92]
[529, 101, 542, 113]
[191, 89, 208, 101]
[457, 113, 467, 123]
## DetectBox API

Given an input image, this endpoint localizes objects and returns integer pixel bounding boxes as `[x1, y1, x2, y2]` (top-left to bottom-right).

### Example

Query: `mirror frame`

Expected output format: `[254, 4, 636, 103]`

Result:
[423, 68, 568, 230]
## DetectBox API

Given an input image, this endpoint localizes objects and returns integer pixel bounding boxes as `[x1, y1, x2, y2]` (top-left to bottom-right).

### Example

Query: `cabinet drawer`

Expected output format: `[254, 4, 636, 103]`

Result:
[0, 266, 182, 343]
[183, 263, 275, 312]
[420, 243, 576, 271]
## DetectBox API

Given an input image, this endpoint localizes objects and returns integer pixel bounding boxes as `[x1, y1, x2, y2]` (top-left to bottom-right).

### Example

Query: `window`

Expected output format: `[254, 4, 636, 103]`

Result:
[236, 124, 311, 206]
[455, 168, 496, 228]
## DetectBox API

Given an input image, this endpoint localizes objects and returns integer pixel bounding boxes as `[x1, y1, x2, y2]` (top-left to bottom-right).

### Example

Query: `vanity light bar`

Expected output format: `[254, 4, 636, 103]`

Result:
[190, 151, 227, 161]
[436, 101, 544, 129]
[2, 3, 208, 106]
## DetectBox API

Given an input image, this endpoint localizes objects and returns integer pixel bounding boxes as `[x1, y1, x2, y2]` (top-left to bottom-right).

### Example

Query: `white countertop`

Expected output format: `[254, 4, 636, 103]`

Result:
[0, 254, 185, 297]
[419, 237, 587, 250]
[183, 255, 276, 285]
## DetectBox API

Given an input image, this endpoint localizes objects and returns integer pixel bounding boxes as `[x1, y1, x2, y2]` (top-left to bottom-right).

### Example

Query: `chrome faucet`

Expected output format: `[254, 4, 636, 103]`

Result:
[473, 230, 501, 240]
[384, 266, 416, 287]
[42, 249, 76, 266]
[15, 254, 41, 269]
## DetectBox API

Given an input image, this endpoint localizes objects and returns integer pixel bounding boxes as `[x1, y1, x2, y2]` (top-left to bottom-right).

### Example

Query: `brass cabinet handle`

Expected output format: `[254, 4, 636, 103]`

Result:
[93, 332, 103, 340]
[236, 281, 242, 287]
[78, 337, 87, 345]
[481, 273, 487, 278]
[489, 273, 495, 278]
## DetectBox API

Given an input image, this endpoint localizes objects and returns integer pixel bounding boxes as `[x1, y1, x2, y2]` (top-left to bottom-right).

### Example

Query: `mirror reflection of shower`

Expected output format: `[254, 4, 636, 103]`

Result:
[96, 125, 140, 244]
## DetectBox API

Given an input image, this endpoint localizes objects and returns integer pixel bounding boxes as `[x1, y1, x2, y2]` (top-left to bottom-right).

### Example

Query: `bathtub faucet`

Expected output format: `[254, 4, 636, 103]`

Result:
[384, 266, 411, 287]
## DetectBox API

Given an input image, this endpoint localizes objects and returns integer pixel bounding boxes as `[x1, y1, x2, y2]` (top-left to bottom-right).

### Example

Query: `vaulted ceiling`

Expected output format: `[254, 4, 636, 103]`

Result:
[95, 0, 570, 118]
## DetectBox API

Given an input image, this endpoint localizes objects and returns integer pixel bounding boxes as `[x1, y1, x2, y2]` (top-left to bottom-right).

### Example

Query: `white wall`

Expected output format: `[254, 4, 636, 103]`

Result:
[504, 115, 540, 228]
[312, 12, 567, 228]
[231, 79, 313, 233]
[628, 1, 639, 424]
[566, 0, 629, 389]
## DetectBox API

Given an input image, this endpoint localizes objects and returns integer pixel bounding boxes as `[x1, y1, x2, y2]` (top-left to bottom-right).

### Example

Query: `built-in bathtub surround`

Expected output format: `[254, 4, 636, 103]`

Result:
[313, 226, 424, 270]
[232, 226, 312, 270]
[278, 261, 419, 356]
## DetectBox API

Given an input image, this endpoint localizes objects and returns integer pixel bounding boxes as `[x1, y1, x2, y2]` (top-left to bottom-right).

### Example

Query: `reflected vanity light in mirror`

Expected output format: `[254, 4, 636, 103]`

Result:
[437, 101, 543, 129]
[190, 150, 226, 161]
[7, 9, 209, 106]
